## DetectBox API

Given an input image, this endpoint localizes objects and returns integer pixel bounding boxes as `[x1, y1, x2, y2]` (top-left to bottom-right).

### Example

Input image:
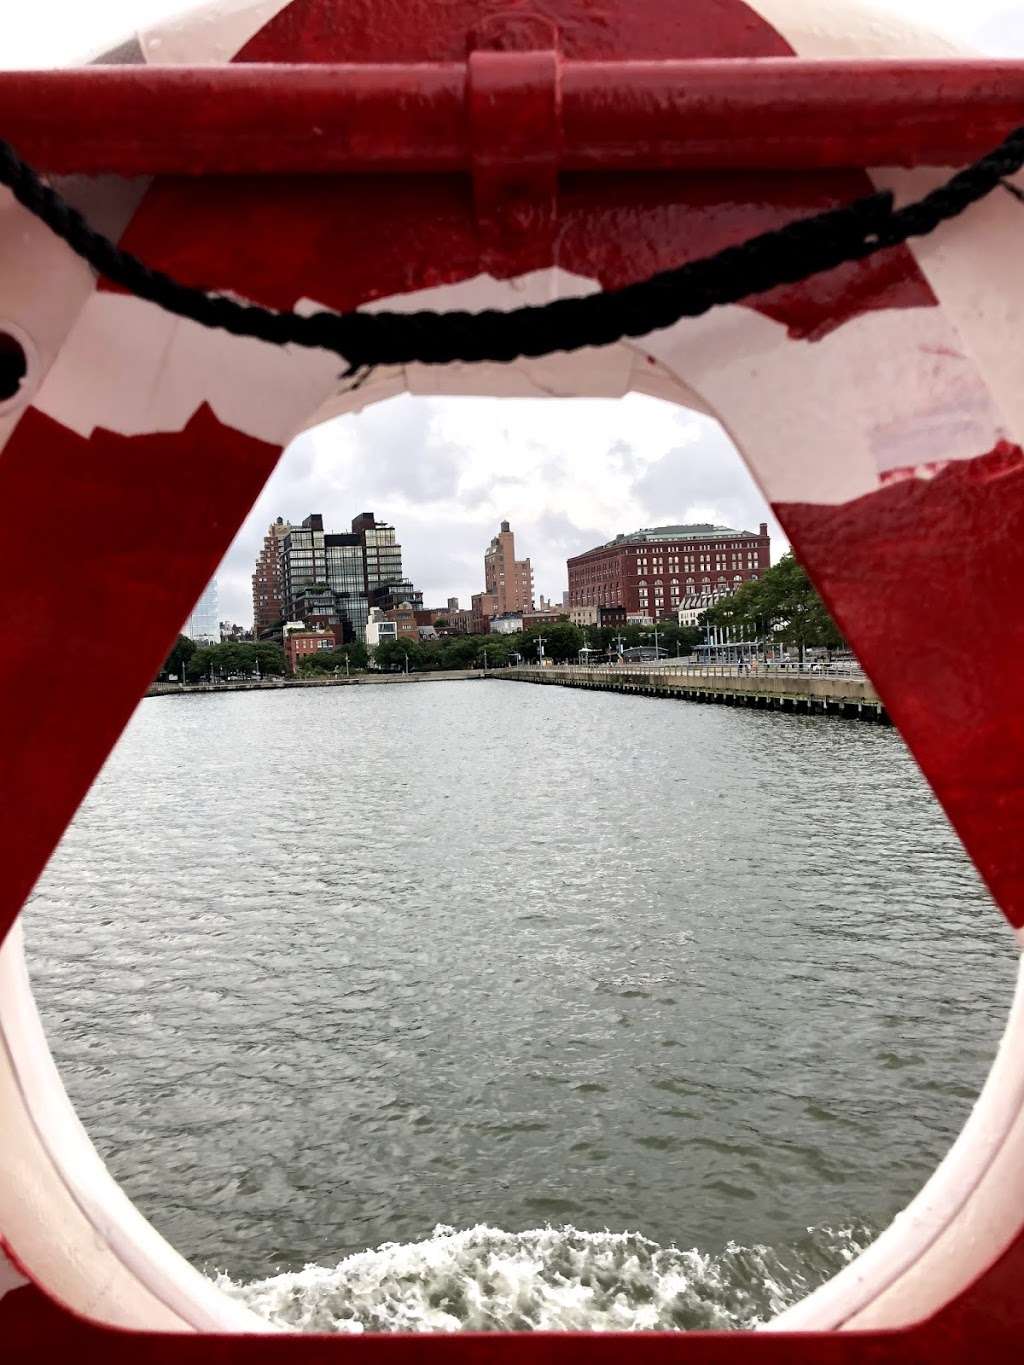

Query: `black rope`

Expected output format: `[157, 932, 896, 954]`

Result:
[2, 125, 1024, 372]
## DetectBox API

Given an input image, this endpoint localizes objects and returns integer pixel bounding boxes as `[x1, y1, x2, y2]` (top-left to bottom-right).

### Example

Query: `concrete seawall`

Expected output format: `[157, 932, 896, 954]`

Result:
[489, 665, 888, 722]
[146, 670, 482, 698]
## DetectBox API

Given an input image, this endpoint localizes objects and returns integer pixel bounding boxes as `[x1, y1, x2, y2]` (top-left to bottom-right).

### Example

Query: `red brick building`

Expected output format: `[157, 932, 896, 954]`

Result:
[251, 517, 293, 635]
[484, 521, 534, 615]
[384, 603, 419, 638]
[567, 523, 770, 622]
[285, 628, 337, 672]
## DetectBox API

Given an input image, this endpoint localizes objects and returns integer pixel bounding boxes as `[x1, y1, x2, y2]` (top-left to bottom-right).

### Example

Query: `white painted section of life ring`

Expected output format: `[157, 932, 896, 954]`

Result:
[0, 923, 271, 1330]
[4, 0, 1024, 1338]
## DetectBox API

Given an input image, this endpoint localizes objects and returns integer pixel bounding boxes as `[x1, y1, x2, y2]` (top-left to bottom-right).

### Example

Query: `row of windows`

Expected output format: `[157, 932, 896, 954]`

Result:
[631, 540, 758, 556]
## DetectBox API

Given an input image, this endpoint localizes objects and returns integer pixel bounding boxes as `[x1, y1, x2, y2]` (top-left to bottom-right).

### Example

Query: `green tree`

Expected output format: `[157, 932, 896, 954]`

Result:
[186, 641, 286, 680]
[523, 621, 583, 662]
[437, 635, 484, 670]
[703, 553, 843, 664]
[158, 634, 196, 681]
[474, 634, 510, 668]
[374, 637, 427, 672]
[296, 644, 366, 675]
[254, 643, 287, 676]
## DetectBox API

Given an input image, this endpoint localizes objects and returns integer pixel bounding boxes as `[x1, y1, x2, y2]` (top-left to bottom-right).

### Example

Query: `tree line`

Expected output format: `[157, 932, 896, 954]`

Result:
[158, 636, 288, 681]
[367, 619, 703, 673]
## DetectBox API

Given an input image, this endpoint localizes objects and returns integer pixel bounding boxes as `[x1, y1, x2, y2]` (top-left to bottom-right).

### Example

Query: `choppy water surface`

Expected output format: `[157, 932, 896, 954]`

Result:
[25, 682, 1014, 1330]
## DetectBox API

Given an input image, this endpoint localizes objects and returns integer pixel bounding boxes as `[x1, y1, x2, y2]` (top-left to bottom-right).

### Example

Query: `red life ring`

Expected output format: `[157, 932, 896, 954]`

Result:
[2, 0, 1024, 1356]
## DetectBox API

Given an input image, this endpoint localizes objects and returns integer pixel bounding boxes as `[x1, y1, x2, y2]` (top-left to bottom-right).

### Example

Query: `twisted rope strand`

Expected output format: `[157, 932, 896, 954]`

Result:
[2, 124, 1023, 372]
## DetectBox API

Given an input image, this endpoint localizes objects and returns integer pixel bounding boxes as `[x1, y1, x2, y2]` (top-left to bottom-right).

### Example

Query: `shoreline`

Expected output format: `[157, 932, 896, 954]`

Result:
[147, 662, 885, 722]
[493, 664, 888, 723]
[146, 669, 483, 697]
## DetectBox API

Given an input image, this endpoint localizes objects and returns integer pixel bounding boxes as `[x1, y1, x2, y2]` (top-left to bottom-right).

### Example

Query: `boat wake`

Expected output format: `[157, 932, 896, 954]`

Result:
[216, 1222, 871, 1333]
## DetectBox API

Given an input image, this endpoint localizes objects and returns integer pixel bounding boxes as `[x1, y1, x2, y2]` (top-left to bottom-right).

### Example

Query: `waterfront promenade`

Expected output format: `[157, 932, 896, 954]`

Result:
[146, 669, 481, 698]
[492, 663, 887, 722]
[147, 662, 885, 722]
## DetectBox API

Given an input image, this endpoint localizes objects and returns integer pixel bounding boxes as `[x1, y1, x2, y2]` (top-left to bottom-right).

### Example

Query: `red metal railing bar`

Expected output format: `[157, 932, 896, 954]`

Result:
[1, 59, 1023, 175]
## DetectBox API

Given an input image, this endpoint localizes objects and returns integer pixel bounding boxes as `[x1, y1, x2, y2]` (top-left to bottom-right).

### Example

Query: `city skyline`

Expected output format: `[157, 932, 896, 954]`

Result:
[211, 395, 786, 626]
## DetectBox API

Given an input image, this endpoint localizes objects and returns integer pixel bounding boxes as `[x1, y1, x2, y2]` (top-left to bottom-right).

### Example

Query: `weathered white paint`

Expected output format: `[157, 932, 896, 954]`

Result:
[0, 1251, 29, 1300]
[0, 924, 270, 1330]
[139, 0, 293, 65]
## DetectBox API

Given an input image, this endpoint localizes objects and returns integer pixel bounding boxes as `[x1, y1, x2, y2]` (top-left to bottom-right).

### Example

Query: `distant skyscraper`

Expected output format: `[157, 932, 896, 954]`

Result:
[483, 521, 534, 616]
[183, 578, 219, 644]
[252, 517, 294, 634]
[280, 514, 328, 618]
[254, 510, 419, 642]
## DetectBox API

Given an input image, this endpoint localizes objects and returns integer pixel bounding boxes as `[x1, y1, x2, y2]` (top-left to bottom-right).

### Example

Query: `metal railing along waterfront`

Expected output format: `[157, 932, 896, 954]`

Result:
[495, 659, 886, 722]
[521, 660, 868, 681]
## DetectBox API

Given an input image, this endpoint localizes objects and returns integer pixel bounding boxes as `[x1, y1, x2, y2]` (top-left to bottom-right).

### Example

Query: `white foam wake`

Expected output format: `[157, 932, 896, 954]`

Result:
[216, 1223, 870, 1333]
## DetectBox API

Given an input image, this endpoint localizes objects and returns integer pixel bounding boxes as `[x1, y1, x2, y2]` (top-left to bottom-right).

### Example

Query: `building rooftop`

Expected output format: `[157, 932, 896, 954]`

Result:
[604, 523, 752, 547]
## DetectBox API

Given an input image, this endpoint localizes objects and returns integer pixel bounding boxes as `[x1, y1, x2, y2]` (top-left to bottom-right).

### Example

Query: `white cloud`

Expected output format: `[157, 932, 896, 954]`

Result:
[211, 394, 785, 623]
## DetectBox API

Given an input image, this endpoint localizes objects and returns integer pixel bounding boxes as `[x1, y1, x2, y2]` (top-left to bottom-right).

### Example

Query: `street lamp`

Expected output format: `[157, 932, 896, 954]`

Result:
[534, 634, 547, 664]
[643, 626, 662, 660]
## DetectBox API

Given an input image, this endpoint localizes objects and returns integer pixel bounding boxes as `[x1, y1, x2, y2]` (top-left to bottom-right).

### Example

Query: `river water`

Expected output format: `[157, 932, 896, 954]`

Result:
[24, 680, 1015, 1331]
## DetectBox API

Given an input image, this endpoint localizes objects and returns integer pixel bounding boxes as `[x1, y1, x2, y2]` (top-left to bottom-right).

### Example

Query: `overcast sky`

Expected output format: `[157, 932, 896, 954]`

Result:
[6, 1, 1023, 620]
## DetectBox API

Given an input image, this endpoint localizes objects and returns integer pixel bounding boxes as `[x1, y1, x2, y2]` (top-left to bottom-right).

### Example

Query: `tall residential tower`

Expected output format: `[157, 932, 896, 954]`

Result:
[483, 520, 534, 615]
[253, 510, 421, 642]
[251, 517, 293, 635]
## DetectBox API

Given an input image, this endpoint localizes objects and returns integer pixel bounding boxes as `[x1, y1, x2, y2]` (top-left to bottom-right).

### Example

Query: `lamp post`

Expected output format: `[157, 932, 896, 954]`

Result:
[534, 634, 547, 665]
[643, 626, 662, 660]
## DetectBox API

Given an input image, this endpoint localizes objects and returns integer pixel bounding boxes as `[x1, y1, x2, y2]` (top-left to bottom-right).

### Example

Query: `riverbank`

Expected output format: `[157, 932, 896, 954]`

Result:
[491, 664, 888, 722]
[146, 669, 482, 697]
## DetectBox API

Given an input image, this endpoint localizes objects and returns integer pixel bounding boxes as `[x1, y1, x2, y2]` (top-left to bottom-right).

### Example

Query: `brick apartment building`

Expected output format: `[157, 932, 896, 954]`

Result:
[284, 627, 337, 672]
[567, 522, 770, 623]
[253, 510, 421, 642]
[440, 597, 474, 635]
[383, 603, 419, 638]
[469, 521, 535, 631]
[484, 520, 534, 614]
[252, 518, 292, 635]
